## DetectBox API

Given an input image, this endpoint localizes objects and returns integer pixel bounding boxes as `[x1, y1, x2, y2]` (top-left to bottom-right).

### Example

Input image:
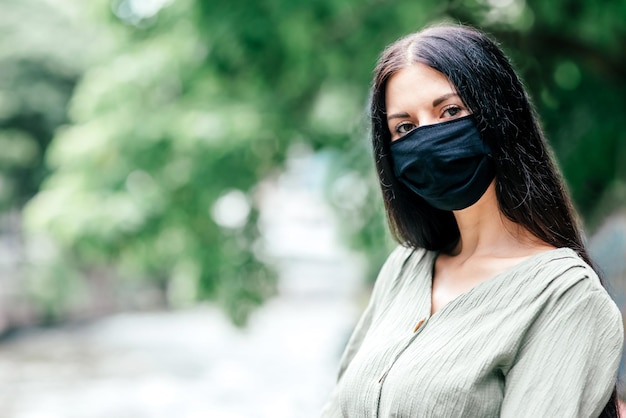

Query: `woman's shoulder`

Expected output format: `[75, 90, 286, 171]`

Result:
[536, 247, 602, 290]
[379, 244, 433, 275]
[370, 245, 434, 298]
[531, 248, 621, 320]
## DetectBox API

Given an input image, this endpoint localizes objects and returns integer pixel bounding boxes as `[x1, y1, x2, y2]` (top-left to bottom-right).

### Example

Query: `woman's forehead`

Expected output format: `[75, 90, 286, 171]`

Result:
[385, 64, 457, 110]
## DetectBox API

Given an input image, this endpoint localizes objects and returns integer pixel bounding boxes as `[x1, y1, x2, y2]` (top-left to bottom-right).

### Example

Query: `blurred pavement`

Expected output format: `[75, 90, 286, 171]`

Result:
[0, 149, 367, 418]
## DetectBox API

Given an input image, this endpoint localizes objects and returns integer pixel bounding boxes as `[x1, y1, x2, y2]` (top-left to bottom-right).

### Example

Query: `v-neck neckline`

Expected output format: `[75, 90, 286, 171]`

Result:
[425, 247, 574, 319]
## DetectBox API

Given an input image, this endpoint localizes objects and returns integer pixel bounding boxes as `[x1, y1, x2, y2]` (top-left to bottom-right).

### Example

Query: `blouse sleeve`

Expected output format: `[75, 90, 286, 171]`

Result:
[335, 245, 415, 381]
[320, 246, 416, 417]
[500, 277, 624, 418]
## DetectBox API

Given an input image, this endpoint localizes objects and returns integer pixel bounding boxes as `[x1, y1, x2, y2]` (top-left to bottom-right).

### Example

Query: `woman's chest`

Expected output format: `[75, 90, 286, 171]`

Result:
[339, 303, 526, 418]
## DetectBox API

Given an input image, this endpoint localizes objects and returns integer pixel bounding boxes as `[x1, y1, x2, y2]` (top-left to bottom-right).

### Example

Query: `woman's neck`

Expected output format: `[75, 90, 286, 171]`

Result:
[449, 181, 553, 259]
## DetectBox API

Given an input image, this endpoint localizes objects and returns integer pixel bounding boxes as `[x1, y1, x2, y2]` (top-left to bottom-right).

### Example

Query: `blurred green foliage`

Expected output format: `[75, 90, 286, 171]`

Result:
[3, 0, 625, 325]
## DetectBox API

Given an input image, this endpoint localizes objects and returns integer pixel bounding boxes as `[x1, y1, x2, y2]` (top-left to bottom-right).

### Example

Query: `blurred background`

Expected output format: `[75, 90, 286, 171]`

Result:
[0, 0, 625, 416]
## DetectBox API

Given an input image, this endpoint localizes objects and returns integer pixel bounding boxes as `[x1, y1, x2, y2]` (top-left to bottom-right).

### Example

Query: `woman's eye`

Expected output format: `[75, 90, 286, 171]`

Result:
[396, 122, 416, 134]
[442, 106, 462, 118]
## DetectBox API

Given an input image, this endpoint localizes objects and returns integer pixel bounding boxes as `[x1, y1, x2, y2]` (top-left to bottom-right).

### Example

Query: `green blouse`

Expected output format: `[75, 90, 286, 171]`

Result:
[321, 247, 623, 417]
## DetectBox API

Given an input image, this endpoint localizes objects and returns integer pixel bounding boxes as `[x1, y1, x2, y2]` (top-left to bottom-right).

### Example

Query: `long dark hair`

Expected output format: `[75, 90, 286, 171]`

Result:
[371, 24, 619, 417]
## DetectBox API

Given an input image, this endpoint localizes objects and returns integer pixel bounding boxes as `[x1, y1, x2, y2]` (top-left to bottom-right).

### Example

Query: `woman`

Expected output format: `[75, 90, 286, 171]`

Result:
[322, 25, 623, 417]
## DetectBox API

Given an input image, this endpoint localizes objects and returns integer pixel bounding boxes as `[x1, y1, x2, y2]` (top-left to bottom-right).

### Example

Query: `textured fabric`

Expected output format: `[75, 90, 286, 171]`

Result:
[321, 247, 623, 418]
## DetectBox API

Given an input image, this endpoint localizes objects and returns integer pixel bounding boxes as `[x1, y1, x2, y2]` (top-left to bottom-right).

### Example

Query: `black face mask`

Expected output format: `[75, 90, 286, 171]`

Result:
[390, 115, 494, 211]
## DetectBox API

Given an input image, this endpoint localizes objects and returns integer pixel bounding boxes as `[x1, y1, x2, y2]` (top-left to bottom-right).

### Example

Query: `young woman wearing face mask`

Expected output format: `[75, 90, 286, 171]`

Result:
[321, 25, 623, 418]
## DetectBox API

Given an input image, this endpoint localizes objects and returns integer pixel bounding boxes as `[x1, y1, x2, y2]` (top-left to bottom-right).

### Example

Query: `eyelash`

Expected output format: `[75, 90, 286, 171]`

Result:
[395, 122, 415, 134]
[442, 105, 462, 118]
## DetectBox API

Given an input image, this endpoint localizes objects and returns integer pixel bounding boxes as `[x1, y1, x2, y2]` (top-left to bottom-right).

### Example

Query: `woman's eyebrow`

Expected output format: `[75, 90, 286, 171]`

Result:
[387, 93, 460, 121]
[433, 92, 458, 107]
[387, 112, 410, 121]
